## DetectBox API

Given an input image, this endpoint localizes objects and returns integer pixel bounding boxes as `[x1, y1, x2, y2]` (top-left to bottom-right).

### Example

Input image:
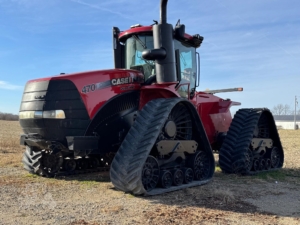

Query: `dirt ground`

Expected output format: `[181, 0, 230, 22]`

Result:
[0, 121, 300, 225]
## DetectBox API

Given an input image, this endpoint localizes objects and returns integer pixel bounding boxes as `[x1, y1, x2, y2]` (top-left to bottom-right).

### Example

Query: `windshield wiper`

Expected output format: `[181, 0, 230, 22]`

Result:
[133, 35, 147, 49]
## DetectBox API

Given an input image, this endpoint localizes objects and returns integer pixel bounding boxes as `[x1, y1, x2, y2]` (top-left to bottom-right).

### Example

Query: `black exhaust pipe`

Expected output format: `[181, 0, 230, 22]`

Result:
[142, 0, 177, 84]
[160, 0, 168, 24]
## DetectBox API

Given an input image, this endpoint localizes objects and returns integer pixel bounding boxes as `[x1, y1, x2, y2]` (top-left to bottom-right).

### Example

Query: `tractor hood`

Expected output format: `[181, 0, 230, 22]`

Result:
[22, 69, 144, 119]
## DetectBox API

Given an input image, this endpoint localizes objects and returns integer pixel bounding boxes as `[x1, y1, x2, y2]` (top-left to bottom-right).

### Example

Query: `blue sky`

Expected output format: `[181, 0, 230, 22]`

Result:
[0, 0, 299, 114]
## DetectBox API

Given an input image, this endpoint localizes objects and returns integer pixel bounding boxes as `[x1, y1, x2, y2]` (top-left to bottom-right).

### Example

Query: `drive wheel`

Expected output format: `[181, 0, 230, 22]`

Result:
[142, 156, 160, 192]
[160, 103, 193, 141]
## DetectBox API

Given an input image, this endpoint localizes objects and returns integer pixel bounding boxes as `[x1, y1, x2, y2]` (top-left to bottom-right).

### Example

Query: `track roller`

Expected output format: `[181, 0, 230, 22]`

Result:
[183, 168, 194, 184]
[63, 159, 76, 172]
[265, 158, 271, 170]
[160, 170, 173, 188]
[142, 156, 160, 192]
[172, 169, 184, 186]
[259, 159, 265, 171]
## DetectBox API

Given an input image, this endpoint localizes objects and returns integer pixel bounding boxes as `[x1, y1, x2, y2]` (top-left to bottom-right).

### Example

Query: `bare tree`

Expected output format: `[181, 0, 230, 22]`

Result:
[272, 104, 285, 115]
[283, 104, 291, 115]
[0, 112, 19, 121]
[272, 104, 292, 115]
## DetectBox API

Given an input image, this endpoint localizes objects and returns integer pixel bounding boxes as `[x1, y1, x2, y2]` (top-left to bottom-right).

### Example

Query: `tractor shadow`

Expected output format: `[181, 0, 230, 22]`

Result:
[145, 167, 300, 218]
[55, 170, 111, 183]
[53, 166, 300, 218]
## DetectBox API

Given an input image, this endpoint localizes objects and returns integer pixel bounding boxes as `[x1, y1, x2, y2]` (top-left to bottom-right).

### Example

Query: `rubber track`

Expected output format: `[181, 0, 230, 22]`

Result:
[110, 98, 213, 195]
[22, 146, 110, 177]
[219, 108, 284, 175]
[22, 146, 42, 174]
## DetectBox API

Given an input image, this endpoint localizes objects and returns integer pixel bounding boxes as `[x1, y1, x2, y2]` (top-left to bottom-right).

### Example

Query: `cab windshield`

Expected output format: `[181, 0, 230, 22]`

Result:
[125, 35, 155, 80]
[124, 34, 197, 95]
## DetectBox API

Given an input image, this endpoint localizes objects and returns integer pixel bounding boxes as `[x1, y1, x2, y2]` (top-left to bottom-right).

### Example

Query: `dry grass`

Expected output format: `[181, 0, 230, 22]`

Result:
[1, 121, 299, 171]
[278, 130, 300, 170]
[0, 120, 24, 167]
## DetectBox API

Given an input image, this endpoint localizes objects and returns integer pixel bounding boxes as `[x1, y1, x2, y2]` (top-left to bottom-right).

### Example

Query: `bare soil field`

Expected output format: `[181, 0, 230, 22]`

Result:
[0, 121, 300, 225]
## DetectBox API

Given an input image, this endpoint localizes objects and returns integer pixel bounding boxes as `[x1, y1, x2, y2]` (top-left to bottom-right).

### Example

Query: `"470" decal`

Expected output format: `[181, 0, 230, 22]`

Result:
[81, 80, 111, 93]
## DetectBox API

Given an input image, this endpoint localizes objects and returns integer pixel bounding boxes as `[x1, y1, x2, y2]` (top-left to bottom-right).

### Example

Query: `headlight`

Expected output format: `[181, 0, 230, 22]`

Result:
[43, 110, 66, 119]
[19, 110, 66, 119]
[19, 111, 35, 119]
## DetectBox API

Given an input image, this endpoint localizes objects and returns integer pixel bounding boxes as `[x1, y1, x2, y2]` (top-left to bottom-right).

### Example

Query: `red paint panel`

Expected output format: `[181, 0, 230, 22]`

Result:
[28, 69, 144, 119]
[194, 92, 234, 144]
[139, 83, 179, 109]
[119, 26, 194, 42]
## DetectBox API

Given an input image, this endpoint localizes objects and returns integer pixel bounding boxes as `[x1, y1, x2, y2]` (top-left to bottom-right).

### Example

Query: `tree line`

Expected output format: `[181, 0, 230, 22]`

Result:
[272, 104, 300, 115]
[0, 112, 19, 121]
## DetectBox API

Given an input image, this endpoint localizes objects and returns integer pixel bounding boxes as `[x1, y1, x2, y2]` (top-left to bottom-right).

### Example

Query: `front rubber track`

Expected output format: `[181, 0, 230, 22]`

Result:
[22, 146, 42, 174]
[219, 108, 284, 175]
[110, 98, 214, 195]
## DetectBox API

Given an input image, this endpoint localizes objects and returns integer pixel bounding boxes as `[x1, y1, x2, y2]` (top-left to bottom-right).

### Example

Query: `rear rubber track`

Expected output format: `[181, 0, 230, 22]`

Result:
[219, 108, 284, 175]
[110, 98, 213, 195]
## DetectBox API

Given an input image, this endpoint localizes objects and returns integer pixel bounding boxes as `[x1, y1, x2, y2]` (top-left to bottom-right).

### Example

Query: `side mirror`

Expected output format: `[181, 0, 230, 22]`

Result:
[174, 24, 185, 40]
[142, 48, 167, 60]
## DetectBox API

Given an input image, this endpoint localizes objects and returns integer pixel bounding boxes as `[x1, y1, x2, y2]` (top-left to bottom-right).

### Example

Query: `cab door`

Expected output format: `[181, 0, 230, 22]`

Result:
[174, 40, 197, 99]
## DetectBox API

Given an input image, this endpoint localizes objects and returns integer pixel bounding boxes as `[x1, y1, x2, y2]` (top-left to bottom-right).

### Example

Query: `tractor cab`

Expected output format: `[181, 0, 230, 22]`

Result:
[113, 24, 203, 98]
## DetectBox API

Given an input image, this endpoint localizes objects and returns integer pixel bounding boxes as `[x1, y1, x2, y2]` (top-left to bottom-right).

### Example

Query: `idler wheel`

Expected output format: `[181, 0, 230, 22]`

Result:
[41, 151, 63, 175]
[187, 151, 209, 181]
[172, 169, 184, 186]
[183, 168, 194, 184]
[142, 156, 160, 191]
[63, 159, 76, 172]
[270, 147, 281, 168]
[160, 170, 172, 189]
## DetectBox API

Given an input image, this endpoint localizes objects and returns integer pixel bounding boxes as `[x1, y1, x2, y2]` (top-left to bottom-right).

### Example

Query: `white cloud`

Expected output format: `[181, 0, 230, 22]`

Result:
[0, 81, 22, 90]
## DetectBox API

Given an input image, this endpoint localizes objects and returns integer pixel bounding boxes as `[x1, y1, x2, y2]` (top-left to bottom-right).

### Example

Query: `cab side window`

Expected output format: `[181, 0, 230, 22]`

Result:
[174, 40, 196, 98]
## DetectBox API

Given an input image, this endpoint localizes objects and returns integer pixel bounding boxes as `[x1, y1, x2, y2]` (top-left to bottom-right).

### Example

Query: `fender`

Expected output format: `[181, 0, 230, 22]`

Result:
[139, 83, 180, 109]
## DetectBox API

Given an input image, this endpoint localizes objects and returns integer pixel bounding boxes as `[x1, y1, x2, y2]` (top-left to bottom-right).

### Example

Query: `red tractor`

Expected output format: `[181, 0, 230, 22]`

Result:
[20, 0, 283, 195]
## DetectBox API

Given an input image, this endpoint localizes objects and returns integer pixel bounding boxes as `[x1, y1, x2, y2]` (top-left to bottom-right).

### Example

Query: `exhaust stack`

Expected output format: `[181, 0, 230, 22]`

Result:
[142, 0, 177, 84]
[160, 0, 167, 24]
